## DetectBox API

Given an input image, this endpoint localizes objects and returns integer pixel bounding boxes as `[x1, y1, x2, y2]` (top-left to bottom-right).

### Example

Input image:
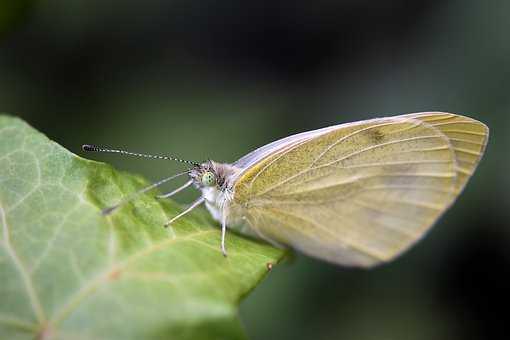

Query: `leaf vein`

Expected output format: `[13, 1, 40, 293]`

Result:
[0, 203, 47, 324]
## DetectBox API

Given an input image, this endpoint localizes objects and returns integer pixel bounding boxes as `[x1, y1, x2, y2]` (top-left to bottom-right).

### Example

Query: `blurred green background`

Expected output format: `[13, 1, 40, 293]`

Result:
[1, 1, 508, 339]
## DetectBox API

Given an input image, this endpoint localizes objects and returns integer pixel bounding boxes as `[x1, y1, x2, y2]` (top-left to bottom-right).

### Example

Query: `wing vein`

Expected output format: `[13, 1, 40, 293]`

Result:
[310, 120, 420, 168]
[453, 147, 483, 156]
[256, 135, 446, 197]
[251, 184, 454, 207]
[349, 199, 421, 237]
[276, 172, 456, 197]
[333, 159, 452, 169]
[448, 138, 486, 146]
[439, 129, 487, 136]
[430, 120, 484, 127]
[257, 207, 384, 260]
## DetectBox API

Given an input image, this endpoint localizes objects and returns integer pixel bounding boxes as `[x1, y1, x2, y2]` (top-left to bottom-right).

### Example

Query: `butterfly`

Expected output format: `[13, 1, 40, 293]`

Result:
[83, 112, 489, 267]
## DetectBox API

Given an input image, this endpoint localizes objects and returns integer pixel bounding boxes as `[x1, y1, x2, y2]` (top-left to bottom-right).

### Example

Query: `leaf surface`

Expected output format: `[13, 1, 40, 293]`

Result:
[0, 115, 283, 340]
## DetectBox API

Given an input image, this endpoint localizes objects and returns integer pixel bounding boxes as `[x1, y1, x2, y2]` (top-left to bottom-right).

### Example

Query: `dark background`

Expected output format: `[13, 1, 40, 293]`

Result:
[1, 1, 509, 339]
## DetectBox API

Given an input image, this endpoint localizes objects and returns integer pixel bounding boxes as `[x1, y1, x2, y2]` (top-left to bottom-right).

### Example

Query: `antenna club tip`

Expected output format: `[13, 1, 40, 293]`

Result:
[82, 144, 98, 152]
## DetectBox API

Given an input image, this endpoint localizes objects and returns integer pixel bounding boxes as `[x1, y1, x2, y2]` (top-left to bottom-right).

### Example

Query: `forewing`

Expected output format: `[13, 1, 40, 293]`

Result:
[234, 125, 340, 170]
[233, 115, 479, 267]
[401, 112, 489, 193]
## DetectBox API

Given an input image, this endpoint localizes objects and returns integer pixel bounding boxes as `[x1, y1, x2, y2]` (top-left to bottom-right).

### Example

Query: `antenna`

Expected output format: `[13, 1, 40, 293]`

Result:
[82, 144, 199, 166]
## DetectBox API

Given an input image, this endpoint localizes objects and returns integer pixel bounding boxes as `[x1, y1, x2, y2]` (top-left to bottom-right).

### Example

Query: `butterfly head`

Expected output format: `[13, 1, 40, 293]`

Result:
[189, 161, 223, 189]
[188, 161, 241, 194]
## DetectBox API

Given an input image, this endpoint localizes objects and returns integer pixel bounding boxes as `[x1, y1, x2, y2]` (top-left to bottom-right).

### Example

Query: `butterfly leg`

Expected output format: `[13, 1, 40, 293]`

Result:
[221, 210, 228, 257]
[164, 197, 204, 227]
[102, 171, 188, 216]
[157, 180, 193, 199]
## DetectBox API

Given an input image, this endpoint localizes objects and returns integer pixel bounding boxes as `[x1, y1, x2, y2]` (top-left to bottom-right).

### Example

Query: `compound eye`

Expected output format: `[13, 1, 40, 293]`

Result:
[201, 171, 216, 187]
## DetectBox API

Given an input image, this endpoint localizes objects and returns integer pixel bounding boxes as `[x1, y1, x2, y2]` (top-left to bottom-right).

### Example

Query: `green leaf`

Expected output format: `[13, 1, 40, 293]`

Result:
[0, 115, 284, 340]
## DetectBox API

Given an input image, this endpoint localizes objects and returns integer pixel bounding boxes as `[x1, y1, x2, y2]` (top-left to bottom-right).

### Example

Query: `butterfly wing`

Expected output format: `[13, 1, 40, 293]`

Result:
[401, 112, 489, 193]
[234, 125, 341, 169]
[233, 113, 488, 267]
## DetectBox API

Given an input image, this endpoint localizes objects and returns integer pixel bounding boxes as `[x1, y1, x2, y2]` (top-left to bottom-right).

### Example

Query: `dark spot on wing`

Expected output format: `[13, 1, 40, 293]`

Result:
[367, 128, 385, 144]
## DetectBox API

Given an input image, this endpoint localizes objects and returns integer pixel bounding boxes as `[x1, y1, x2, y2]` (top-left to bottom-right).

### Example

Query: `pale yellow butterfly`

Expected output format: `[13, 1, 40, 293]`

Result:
[84, 112, 489, 267]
